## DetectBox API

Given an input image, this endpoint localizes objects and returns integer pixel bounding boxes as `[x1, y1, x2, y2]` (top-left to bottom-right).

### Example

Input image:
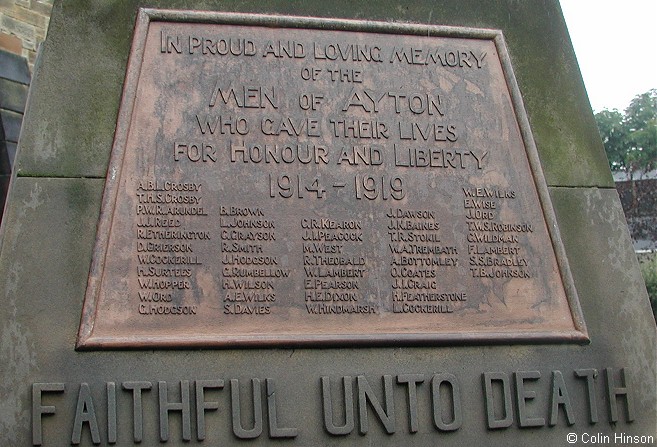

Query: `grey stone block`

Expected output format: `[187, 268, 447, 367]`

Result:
[0, 78, 29, 114]
[0, 49, 30, 85]
[0, 109, 22, 143]
[0, 2, 653, 445]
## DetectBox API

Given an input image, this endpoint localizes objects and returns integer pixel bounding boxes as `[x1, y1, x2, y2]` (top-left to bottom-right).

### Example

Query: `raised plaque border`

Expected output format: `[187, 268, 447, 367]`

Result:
[77, 9, 588, 349]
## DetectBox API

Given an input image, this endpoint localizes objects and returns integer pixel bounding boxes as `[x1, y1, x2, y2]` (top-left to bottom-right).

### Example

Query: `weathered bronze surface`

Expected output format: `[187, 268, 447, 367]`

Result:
[78, 10, 586, 348]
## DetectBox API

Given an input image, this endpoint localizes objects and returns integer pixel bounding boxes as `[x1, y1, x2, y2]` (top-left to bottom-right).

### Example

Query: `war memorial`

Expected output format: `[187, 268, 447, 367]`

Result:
[0, 1, 655, 445]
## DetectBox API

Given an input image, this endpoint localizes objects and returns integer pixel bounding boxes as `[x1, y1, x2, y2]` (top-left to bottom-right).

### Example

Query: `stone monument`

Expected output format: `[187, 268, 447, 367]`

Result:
[1, 1, 655, 446]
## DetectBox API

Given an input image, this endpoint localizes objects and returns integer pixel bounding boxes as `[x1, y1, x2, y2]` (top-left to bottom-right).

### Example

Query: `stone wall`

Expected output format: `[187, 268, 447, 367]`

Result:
[0, 0, 53, 69]
[616, 179, 657, 251]
[0, 49, 30, 220]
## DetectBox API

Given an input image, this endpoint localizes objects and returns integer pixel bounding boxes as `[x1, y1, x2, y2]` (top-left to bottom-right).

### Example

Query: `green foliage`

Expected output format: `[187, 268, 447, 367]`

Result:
[595, 89, 657, 177]
[595, 109, 628, 171]
[639, 254, 657, 323]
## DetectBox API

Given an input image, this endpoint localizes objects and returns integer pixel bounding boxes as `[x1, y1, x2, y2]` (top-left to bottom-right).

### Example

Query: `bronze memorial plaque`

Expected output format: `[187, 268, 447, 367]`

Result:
[77, 10, 587, 348]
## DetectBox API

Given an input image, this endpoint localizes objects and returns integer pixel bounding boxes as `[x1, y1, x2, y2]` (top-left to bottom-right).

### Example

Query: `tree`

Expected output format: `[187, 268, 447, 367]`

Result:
[595, 88, 657, 178]
[595, 89, 657, 211]
[625, 89, 657, 177]
[595, 108, 628, 171]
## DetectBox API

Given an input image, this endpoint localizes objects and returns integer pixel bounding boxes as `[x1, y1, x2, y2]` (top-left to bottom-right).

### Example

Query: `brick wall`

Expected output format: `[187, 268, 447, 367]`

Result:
[0, 0, 53, 69]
